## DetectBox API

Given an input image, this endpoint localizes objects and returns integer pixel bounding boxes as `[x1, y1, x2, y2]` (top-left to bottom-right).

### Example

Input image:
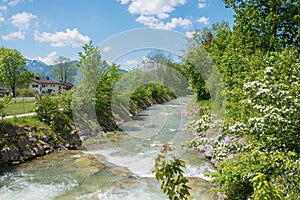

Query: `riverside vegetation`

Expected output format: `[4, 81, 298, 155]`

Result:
[175, 0, 299, 199]
[0, 42, 184, 167]
[1, 0, 299, 199]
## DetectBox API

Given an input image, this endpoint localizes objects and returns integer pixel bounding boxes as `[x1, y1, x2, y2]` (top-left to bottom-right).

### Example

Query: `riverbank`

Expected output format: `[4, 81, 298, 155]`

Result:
[0, 90, 176, 166]
[0, 117, 82, 166]
[183, 98, 231, 167]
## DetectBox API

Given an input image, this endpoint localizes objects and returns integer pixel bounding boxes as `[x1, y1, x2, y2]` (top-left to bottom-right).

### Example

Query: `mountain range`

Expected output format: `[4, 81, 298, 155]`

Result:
[25, 58, 56, 80]
[24, 59, 127, 83]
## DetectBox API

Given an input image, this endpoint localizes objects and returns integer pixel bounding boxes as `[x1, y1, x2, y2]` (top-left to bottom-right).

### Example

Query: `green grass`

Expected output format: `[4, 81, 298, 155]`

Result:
[6, 99, 35, 115]
[6, 116, 40, 126]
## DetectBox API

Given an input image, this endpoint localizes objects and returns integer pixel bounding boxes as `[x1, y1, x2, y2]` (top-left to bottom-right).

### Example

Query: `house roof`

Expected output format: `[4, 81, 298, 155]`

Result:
[60, 82, 75, 90]
[31, 77, 61, 85]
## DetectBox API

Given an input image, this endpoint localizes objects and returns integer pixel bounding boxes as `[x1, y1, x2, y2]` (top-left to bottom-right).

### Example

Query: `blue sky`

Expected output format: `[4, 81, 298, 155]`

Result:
[0, 0, 234, 68]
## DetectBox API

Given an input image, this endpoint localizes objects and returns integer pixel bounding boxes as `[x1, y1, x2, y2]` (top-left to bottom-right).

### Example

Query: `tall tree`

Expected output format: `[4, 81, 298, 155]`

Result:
[223, 0, 300, 51]
[0, 47, 32, 97]
[51, 56, 77, 83]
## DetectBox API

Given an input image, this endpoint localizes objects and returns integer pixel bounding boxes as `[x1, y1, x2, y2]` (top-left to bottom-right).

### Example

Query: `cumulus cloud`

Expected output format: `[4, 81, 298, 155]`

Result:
[117, 0, 130, 4]
[2, 31, 25, 40]
[128, 0, 186, 16]
[198, 0, 207, 8]
[197, 16, 209, 25]
[125, 59, 138, 66]
[163, 17, 191, 29]
[0, 13, 4, 23]
[157, 13, 169, 19]
[135, 15, 158, 27]
[185, 31, 196, 38]
[8, 0, 25, 7]
[34, 28, 91, 48]
[136, 16, 191, 30]
[117, 0, 189, 30]
[0, 5, 7, 12]
[103, 46, 112, 52]
[198, 3, 206, 8]
[36, 52, 58, 65]
[11, 11, 37, 30]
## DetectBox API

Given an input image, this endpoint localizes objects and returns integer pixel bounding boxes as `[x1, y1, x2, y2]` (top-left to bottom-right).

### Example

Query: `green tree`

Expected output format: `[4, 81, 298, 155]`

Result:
[223, 0, 300, 51]
[51, 56, 77, 83]
[0, 47, 33, 97]
[75, 41, 121, 132]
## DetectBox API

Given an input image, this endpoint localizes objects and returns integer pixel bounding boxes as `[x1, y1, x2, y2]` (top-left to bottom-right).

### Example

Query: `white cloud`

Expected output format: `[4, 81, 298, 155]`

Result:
[103, 46, 112, 52]
[34, 28, 91, 48]
[165, 17, 191, 29]
[197, 16, 209, 25]
[198, 3, 206, 8]
[2, 31, 25, 40]
[8, 0, 25, 7]
[0, 13, 4, 23]
[128, 0, 186, 16]
[125, 59, 138, 66]
[155, 17, 192, 30]
[11, 11, 37, 30]
[157, 13, 169, 19]
[117, 0, 130, 4]
[136, 15, 158, 27]
[0, 5, 7, 12]
[136, 15, 191, 30]
[36, 52, 58, 65]
[117, 0, 190, 30]
[185, 31, 196, 38]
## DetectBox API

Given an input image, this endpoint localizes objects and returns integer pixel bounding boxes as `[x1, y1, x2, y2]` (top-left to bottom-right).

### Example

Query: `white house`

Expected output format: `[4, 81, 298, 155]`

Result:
[30, 77, 74, 95]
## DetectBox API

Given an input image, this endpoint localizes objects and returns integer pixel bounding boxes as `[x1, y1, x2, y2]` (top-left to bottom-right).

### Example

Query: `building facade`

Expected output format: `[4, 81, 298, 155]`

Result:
[30, 77, 74, 95]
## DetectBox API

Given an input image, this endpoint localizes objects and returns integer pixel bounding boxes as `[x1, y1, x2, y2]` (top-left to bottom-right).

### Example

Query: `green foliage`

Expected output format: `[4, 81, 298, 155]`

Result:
[130, 83, 175, 114]
[16, 87, 36, 97]
[181, 62, 210, 101]
[212, 148, 299, 200]
[152, 143, 192, 200]
[0, 47, 33, 97]
[223, 0, 300, 51]
[34, 92, 73, 127]
[228, 49, 300, 152]
[95, 64, 122, 131]
[184, 2, 300, 199]
[0, 94, 12, 120]
[252, 173, 284, 200]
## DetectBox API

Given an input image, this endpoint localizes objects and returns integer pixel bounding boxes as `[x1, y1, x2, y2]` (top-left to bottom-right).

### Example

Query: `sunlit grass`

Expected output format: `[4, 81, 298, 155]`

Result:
[6, 98, 35, 115]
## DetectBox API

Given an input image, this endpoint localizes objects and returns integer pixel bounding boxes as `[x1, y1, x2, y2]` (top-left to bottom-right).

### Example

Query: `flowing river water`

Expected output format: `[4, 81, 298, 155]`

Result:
[0, 97, 218, 200]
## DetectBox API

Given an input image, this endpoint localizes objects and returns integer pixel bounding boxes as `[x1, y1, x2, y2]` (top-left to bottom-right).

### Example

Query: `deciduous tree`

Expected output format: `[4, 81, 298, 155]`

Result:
[0, 47, 32, 97]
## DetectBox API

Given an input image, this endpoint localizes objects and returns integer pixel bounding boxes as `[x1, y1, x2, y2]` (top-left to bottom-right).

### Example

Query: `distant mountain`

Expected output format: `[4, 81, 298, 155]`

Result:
[24, 59, 127, 83]
[24, 58, 55, 79]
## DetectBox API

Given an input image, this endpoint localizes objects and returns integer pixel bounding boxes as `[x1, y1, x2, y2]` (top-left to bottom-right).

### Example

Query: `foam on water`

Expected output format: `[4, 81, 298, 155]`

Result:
[96, 181, 166, 200]
[0, 171, 78, 200]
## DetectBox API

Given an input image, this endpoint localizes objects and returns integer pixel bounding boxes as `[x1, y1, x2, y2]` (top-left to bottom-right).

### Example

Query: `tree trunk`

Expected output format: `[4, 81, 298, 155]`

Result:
[12, 84, 16, 98]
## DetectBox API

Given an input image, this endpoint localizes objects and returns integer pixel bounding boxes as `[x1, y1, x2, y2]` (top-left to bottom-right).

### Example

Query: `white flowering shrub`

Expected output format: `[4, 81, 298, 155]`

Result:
[228, 50, 300, 153]
[214, 49, 300, 199]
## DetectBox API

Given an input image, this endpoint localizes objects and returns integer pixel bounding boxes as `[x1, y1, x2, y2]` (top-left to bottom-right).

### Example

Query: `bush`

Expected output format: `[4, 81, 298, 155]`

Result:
[16, 88, 36, 97]
[0, 95, 12, 120]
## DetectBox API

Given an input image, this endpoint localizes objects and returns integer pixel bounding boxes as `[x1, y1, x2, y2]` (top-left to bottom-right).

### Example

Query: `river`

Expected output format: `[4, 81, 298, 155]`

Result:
[0, 97, 217, 200]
